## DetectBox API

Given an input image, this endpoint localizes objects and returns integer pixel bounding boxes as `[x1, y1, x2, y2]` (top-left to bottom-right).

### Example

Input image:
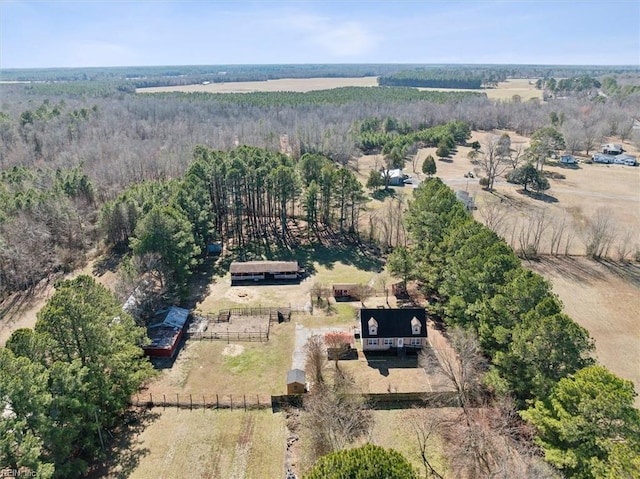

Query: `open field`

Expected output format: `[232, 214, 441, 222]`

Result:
[137, 76, 378, 94]
[419, 78, 543, 101]
[372, 130, 640, 257]
[125, 409, 286, 479]
[137, 76, 542, 102]
[526, 257, 640, 407]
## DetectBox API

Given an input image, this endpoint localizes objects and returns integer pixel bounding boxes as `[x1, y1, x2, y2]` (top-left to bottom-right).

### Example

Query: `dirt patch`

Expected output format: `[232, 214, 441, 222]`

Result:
[225, 286, 259, 303]
[223, 344, 245, 357]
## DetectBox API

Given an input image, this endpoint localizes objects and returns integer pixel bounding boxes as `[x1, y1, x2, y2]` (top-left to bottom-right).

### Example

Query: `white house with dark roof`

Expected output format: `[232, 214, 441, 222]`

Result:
[601, 143, 624, 155]
[359, 308, 427, 352]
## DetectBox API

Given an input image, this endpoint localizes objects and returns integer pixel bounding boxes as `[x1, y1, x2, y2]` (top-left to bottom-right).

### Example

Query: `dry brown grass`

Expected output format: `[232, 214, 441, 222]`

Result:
[417, 78, 543, 102]
[526, 257, 640, 407]
[138, 76, 542, 102]
[137, 76, 378, 94]
[125, 409, 286, 479]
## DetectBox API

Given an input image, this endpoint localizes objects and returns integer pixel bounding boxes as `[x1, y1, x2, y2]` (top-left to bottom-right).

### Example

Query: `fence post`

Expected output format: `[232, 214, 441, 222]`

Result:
[190, 394, 193, 410]
[216, 394, 219, 409]
[176, 393, 179, 409]
[257, 395, 260, 407]
[149, 393, 153, 406]
[244, 395, 246, 411]
[163, 394, 166, 408]
[230, 395, 233, 411]
[203, 395, 206, 409]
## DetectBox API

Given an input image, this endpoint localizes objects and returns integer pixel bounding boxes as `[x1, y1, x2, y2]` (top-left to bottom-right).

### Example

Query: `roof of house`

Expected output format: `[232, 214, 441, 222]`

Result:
[144, 327, 182, 349]
[287, 368, 306, 385]
[601, 143, 623, 151]
[230, 261, 299, 274]
[360, 308, 427, 339]
[149, 306, 190, 330]
[381, 168, 405, 179]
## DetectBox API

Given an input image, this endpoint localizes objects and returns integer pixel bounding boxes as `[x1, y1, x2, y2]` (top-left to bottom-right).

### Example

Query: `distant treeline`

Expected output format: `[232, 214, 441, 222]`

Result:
[3, 63, 638, 86]
[146, 87, 485, 107]
[378, 69, 489, 89]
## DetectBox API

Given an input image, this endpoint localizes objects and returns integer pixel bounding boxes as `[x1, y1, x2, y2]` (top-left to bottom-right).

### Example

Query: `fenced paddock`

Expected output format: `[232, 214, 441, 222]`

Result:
[188, 306, 293, 342]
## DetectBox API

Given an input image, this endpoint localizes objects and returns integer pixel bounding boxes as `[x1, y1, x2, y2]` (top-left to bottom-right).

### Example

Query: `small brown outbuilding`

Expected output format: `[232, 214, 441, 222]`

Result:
[286, 369, 306, 395]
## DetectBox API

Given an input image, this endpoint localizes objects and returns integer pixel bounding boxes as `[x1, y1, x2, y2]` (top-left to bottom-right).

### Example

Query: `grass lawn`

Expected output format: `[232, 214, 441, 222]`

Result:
[128, 409, 286, 479]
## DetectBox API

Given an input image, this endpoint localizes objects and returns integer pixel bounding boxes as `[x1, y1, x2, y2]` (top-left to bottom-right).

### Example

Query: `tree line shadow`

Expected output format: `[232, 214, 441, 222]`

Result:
[86, 408, 160, 479]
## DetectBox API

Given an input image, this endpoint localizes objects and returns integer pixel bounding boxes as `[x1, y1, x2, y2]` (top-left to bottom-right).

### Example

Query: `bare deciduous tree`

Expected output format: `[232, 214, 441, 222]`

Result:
[324, 331, 353, 371]
[479, 134, 512, 192]
[478, 197, 511, 238]
[305, 335, 327, 388]
[303, 370, 372, 463]
[517, 208, 549, 259]
[404, 407, 446, 479]
[616, 226, 637, 262]
[584, 208, 615, 259]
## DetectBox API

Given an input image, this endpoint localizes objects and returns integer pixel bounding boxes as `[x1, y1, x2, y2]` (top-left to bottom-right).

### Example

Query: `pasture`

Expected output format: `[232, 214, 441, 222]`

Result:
[126, 409, 286, 479]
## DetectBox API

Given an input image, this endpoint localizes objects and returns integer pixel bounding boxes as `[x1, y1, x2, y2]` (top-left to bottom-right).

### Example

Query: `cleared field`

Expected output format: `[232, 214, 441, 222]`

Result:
[405, 131, 640, 256]
[526, 257, 640, 407]
[137, 76, 542, 102]
[137, 76, 378, 94]
[418, 78, 543, 101]
[127, 409, 286, 479]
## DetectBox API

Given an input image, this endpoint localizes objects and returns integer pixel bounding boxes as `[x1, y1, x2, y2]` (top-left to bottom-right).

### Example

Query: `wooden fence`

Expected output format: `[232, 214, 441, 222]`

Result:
[133, 392, 272, 410]
[133, 391, 460, 412]
[186, 330, 269, 342]
[271, 391, 460, 411]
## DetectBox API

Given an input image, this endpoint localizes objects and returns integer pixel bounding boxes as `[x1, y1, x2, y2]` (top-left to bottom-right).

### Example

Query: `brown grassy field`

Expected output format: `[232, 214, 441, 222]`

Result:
[404, 132, 640, 406]
[137, 76, 542, 101]
[125, 409, 286, 479]
[137, 76, 378, 94]
[418, 78, 543, 102]
[526, 257, 640, 407]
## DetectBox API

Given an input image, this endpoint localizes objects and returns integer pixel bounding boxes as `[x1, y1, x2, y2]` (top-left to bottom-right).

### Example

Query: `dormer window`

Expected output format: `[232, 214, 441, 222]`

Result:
[411, 317, 421, 335]
[368, 317, 378, 335]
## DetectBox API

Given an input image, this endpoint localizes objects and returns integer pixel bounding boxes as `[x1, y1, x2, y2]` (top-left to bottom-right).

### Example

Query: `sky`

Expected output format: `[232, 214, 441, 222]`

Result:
[1, 0, 639, 69]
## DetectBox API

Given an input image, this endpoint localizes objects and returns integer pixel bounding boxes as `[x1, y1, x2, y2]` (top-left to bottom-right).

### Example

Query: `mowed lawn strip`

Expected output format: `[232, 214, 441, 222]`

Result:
[128, 409, 285, 479]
